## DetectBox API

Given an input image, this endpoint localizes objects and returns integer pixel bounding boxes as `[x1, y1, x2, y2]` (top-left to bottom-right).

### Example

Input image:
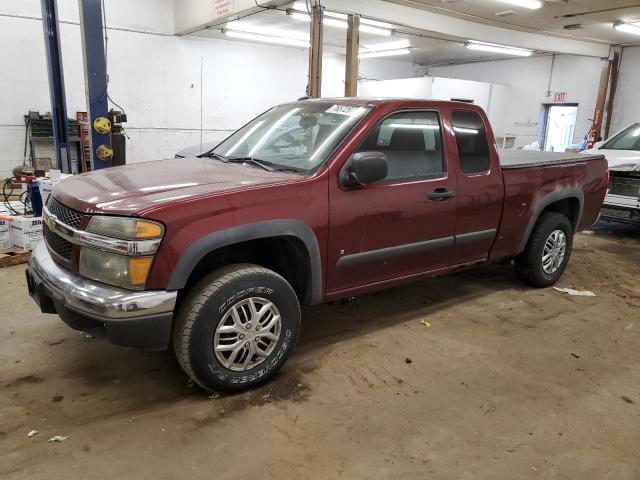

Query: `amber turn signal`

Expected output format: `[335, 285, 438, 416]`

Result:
[129, 257, 154, 286]
[135, 221, 164, 239]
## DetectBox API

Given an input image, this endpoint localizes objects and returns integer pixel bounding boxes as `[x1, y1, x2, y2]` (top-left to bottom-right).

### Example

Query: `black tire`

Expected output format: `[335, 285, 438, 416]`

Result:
[515, 212, 573, 288]
[172, 264, 301, 393]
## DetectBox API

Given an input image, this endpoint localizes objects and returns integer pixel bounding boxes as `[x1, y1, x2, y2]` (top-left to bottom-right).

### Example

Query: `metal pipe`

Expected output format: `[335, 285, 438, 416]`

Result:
[40, 0, 73, 173]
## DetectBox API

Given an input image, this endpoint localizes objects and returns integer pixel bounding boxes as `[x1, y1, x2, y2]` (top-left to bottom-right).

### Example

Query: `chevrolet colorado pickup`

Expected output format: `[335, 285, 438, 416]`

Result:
[26, 99, 608, 392]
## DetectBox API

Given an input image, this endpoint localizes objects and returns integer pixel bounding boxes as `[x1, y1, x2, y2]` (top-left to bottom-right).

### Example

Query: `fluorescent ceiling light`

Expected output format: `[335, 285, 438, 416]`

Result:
[323, 10, 393, 29]
[324, 17, 349, 29]
[288, 4, 392, 36]
[496, 0, 543, 9]
[227, 21, 309, 40]
[360, 24, 393, 36]
[225, 30, 310, 48]
[361, 39, 410, 53]
[359, 48, 410, 59]
[288, 11, 311, 22]
[361, 18, 393, 29]
[614, 21, 640, 36]
[466, 40, 533, 57]
[389, 123, 439, 129]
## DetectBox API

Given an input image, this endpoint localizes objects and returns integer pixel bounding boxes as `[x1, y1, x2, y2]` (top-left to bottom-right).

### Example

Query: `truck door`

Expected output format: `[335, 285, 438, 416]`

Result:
[449, 109, 504, 262]
[327, 110, 458, 294]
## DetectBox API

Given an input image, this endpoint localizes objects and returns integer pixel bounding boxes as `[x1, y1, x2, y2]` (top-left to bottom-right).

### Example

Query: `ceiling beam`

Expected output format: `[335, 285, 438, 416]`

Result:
[321, 0, 611, 58]
[173, 0, 290, 36]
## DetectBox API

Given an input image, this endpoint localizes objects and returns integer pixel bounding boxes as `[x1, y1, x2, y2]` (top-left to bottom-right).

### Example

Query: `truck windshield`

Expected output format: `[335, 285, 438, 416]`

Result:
[206, 103, 371, 173]
[602, 123, 640, 151]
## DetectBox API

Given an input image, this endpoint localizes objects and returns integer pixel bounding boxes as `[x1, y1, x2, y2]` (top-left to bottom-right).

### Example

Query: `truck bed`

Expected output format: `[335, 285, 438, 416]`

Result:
[498, 149, 605, 169]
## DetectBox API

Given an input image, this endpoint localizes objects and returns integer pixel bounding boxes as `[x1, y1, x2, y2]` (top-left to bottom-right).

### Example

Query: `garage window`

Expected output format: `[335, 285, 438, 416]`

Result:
[357, 111, 444, 182]
[452, 110, 491, 174]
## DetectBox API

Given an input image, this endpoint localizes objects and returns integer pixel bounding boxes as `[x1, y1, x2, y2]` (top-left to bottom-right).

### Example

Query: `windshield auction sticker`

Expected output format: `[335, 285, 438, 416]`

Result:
[326, 105, 367, 117]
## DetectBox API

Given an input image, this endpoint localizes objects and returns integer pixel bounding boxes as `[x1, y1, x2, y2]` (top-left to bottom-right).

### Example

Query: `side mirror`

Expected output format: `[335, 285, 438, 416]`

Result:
[341, 151, 388, 188]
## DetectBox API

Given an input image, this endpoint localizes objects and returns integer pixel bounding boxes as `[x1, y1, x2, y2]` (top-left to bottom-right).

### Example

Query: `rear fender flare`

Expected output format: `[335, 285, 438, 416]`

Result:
[167, 220, 323, 305]
[517, 188, 584, 255]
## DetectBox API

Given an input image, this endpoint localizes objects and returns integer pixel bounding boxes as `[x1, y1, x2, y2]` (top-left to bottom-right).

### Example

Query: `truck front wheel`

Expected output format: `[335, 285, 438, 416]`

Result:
[515, 212, 574, 288]
[172, 264, 301, 393]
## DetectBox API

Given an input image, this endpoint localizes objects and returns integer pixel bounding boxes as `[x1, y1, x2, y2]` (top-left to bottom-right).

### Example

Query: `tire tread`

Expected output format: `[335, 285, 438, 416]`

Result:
[515, 212, 573, 288]
[172, 263, 290, 390]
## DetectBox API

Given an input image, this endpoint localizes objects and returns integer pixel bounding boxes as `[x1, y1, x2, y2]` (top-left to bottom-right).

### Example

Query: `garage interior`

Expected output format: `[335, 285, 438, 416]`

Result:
[1, 0, 639, 478]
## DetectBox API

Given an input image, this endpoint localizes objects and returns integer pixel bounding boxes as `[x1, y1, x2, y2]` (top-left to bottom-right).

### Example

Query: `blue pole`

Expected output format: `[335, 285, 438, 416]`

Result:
[40, 0, 73, 173]
[78, 0, 111, 170]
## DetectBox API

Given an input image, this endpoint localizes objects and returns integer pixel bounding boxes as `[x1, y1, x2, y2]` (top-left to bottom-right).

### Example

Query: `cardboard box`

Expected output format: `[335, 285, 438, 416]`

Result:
[8, 215, 43, 251]
[40, 180, 54, 205]
[0, 219, 10, 250]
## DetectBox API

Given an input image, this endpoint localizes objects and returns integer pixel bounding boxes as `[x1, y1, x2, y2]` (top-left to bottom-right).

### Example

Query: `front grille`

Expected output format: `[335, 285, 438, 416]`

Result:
[609, 175, 640, 198]
[43, 223, 73, 260]
[46, 197, 84, 229]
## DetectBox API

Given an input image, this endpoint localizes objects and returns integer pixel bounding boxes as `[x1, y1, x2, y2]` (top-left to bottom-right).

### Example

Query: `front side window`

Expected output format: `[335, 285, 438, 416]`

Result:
[452, 110, 491, 174]
[210, 103, 371, 173]
[356, 111, 444, 182]
[602, 123, 640, 151]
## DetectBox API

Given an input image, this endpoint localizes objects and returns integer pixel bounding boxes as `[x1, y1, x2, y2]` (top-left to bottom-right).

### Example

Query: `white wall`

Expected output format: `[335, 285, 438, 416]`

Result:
[322, 54, 417, 98]
[429, 55, 606, 147]
[358, 77, 434, 99]
[610, 46, 640, 136]
[0, 0, 414, 176]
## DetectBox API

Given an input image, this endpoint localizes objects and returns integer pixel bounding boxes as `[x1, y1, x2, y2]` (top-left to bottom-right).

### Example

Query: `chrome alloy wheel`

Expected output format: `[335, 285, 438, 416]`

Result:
[214, 297, 282, 372]
[542, 229, 567, 274]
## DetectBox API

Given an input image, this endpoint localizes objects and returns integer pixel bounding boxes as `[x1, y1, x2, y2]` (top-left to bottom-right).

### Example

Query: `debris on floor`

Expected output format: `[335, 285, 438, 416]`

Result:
[48, 435, 68, 443]
[405, 357, 413, 364]
[419, 319, 432, 327]
[582, 230, 595, 236]
[553, 287, 596, 297]
[27, 430, 38, 438]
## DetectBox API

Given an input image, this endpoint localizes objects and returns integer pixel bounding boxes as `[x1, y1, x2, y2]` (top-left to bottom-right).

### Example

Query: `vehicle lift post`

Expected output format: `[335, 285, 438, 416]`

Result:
[40, 0, 73, 173]
[41, 0, 117, 171]
[78, 0, 113, 170]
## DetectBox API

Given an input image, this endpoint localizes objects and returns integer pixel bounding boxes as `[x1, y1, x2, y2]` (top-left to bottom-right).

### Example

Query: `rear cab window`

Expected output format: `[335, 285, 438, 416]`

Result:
[451, 110, 491, 174]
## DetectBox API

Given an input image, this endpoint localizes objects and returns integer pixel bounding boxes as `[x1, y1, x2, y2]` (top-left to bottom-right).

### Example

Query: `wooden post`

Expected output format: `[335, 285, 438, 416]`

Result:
[307, 2, 324, 98]
[604, 46, 622, 139]
[344, 14, 360, 97]
[586, 48, 613, 148]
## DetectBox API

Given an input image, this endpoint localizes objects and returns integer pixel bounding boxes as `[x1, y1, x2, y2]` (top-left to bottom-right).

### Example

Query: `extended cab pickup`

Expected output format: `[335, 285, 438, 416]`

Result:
[26, 99, 608, 392]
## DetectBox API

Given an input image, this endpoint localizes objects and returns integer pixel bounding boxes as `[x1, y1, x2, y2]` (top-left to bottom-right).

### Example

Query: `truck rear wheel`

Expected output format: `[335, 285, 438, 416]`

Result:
[515, 212, 573, 288]
[172, 264, 301, 393]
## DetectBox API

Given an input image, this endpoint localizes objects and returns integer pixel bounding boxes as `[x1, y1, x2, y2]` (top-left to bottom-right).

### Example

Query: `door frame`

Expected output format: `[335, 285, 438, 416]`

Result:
[538, 102, 579, 151]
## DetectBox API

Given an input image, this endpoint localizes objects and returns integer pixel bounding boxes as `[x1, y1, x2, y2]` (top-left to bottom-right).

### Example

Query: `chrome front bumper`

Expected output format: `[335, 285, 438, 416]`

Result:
[26, 242, 177, 349]
[28, 242, 177, 319]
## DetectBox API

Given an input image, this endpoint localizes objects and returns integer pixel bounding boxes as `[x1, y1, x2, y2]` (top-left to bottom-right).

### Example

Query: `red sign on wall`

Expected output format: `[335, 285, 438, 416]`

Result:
[553, 91, 567, 103]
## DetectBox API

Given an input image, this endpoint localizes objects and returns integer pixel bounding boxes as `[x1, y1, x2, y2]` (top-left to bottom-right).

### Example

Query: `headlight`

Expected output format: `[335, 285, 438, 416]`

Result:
[87, 216, 164, 240]
[80, 216, 164, 290]
[79, 248, 154, 290]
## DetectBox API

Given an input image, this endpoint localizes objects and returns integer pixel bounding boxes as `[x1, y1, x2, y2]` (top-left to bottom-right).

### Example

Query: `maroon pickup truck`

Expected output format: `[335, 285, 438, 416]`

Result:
[26, 99, 608, 392]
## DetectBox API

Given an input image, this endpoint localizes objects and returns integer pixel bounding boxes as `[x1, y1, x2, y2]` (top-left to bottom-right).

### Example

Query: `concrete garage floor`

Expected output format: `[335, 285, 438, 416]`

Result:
[1, 223, 639, 480]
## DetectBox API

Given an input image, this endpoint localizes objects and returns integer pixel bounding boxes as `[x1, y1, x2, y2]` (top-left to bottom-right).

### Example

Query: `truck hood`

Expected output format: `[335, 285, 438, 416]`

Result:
[53, 157, 299, 215]
[581, 148, 640, 172]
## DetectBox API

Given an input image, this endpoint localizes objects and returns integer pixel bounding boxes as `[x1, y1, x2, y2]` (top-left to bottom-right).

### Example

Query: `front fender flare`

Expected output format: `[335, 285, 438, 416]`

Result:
[166, 220, 323, 305]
